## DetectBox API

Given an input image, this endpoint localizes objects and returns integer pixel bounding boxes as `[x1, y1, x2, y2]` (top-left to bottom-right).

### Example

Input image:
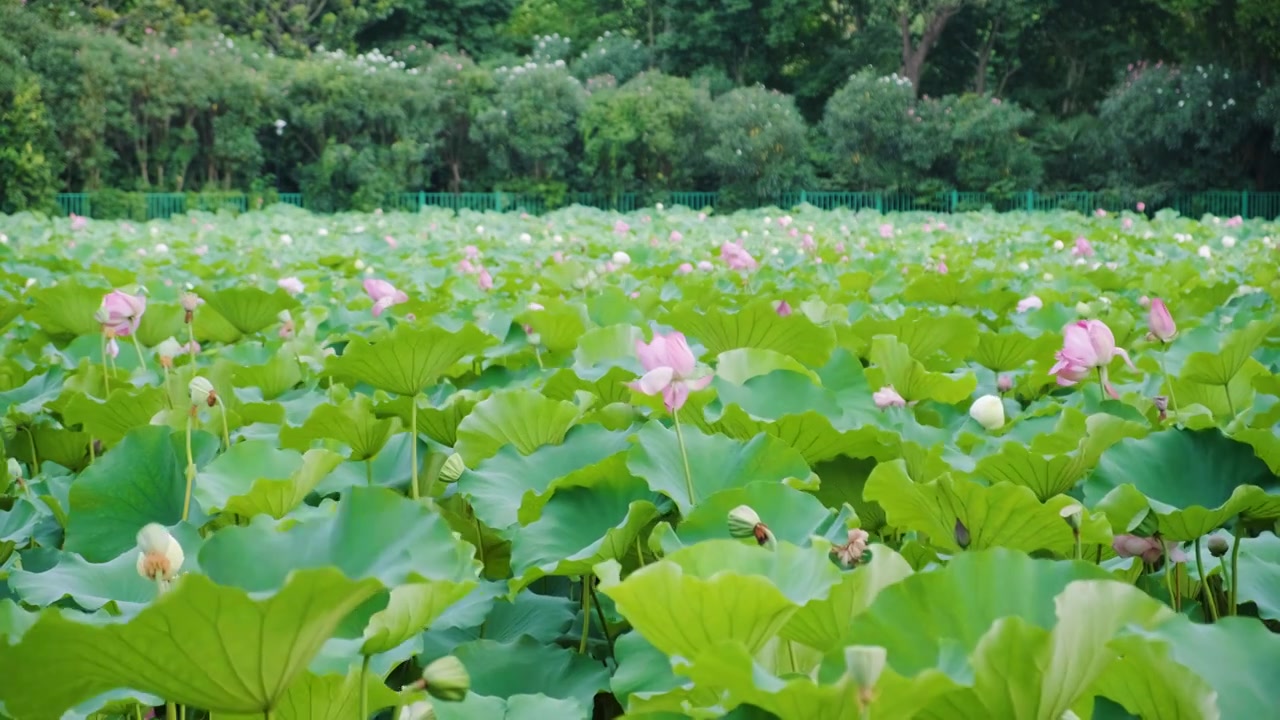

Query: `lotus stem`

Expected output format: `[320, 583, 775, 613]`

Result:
[23, 426, 39, 476]
[359, 654, 371, 720]
[1217, 554, 1231, 615]
[182, 408, 195, 522]
[216, 398, 231, 449]
[365, 459, 374, 487]
[589, 577, 614, 660]
[1223, 384, 1236, 420]
[578, 576, 592, 655]
[672, 410, 696, 508]
[1195, 537, 1219, 621]
[101, 334, 112, 396]
[166, 702, 175, 719]
[160, 364, 174, 409]
[178, 704, 185, 720]
[133, 704, 143, 720]
[1159, 346, 1180, 419]
[474, 515, 486, 568]
[1230, 521, 1243, 615]
[410, 395, 420, 500]
[131, 333, 149, 371]
[635, 537, 646, 567]
[88, 437, 95, 464]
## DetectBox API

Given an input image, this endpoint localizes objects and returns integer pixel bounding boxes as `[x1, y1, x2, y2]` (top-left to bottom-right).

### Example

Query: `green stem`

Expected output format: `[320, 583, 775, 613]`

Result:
[359, 654, 371, 719]
[187, 319, 197, 361]
[1164, 560, 1177, 610]
[101, 334, 112, 396]
[88, 436, 96, 464]
[409, 395, 420, 500]
[365, 459, 374, 487]
[23, 426, 39, 476]
[131, 333, 149, 371]
[178, 703, 185, 720]
[1224, 384, 1236, 420]
[161, 364, 174, 409]
[588, 577, 614, 660]
[1230, 521, 1243, 616]
[166, 702, 175, 719]
[134, 704, 143, 720]
[216, 399, 231, 449]
[1072, 529, 1082, 562]
[474, 515, 486, 568]
[1159, 346, 1180, 419]
[534, 345, 544, 370]
[635, 537, 645, 567]
[672, 410, 696, 508]
[578, 576, 592, 655]
[1216, 554, 1231, 615]
[784, 639, 797, 674]
[1195, 537, 1219, 621]
[182, 410, 195, 522]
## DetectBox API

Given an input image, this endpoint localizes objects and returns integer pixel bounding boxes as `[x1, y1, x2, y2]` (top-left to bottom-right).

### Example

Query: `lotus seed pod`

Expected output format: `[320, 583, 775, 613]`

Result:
[179, 292, 201, 313]
[1208, 535, 1229, 558]
[421, 656, 470, 702]
[843, 645, 887, 690]
[727, 505, 762, 539]
[438, 453, 466, 484]
[136, 523, 184, 583]
[188, 376, 216, 407]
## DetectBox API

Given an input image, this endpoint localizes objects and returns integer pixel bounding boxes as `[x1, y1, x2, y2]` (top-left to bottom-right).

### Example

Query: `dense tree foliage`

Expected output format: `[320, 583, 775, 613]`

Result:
[3, 0, 1280, 211]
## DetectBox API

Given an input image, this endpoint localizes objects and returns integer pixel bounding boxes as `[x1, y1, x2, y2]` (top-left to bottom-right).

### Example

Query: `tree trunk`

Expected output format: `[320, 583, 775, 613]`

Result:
[973, 17, 1001, 95]
[899, 5, 960, 93]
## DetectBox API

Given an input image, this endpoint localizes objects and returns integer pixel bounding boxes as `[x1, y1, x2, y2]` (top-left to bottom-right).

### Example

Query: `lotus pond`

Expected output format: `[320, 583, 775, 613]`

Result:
[0, 205, 1278, 720]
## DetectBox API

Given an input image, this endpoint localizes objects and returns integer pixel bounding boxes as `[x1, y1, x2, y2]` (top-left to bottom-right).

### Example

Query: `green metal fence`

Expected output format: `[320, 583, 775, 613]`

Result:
[52, 189, 1280, 221]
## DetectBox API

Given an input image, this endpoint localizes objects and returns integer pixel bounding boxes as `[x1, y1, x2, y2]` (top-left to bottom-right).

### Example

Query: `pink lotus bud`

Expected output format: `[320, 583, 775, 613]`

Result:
[997, 375, 1013, 393]
[1148, 298, 1176, 342]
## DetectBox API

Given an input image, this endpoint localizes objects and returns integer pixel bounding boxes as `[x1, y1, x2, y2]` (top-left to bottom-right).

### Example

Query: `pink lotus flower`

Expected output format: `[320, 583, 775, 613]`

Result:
[70, 213, 88, 231]
[384, 235, 398, 249]
[1136, 202, 1146, 212]
[669, 230, 683, 243]
[363, 278, 408, 317]
[775, 300, 792, 317]
[1112, 534, 1187, 564]
[105, 338, 119, 358]
[1016, 295, 1043, 313]
[96, 290, 147, 337]
[1122, 218, 1133, 230]
[527, 301, 545, 311]
[1095, 208, 1107, 217]
[632, 331, 712, 411]
[1049, 319, 1135, 397]
[1073, 237, 1095, 257]
[719, 240, 757, 271]
[1148, 298, 1177, 342]
[878, 223, 894, 238]
[277, 277, 304, 295]
[477, 268, 493, 291]
[676, 262, 694, 274]
[696, 260, 713, 271]
[937, 260, 949, 274]
[873, 386, 906, 409]
[464, 245, 480, 259]
[1225, 215, 1243, 228]
[800, 234, 815, 251]
[458, 258, 477, 274]
[613, 220, 630, 235]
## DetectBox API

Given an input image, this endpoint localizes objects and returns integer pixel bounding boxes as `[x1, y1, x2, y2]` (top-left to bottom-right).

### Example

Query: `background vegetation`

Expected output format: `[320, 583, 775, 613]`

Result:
[3, 0, 1280, 212]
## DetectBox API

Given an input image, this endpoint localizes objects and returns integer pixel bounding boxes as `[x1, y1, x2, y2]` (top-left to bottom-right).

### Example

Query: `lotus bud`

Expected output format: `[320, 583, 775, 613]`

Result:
[1153, 395, 1168, 421]
[179, 292, 201, 322]
[1059, 503, 1083, 531]
[156, 337, 184, 368]
[136, 523, 184, 588]
[6, 457, 21, 480]
[727, 505, 762, 539]
[968, 395, 1005, 430]
[954, 518, 971, 549]
[996, 375, 1013, 393]
[421, 656, 470, 702]
[438, 453, 466, 484]
[843, 645, 887, 708]
[1208, 535, 1229, 558]
[398, 701, 435, 720]
[189, 376, 216, 407]
[1, 417, 16, 440]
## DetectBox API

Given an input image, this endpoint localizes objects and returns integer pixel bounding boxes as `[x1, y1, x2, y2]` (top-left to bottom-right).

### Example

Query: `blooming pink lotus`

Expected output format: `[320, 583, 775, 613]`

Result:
[1073, 237, 1095, 257]
[464, 245, 480, 259]
[363, 278, 408, 317]
[669, 230, 683, 243]
[1148, 298, 1177, 342]
[937, 260, 949, 274]
[873, 386, 906, 409]
[70, 213, 88, 231]
[277, 277, 304, 295]
[878, 223, 894, 238]
[800, 234, 815, 251]
[1112, 534, 1187, 564]
[775, 300, 792, 317]
[633, 331, 712, 412]
[1016, 295, 1043, 313]
[1137, 202, 1146, 212]
[95, 290, 147, 337]
[1050, 319, 1136, 397]
[676, 262, 694, 274]
[458, 258, 477, 274]
[719, 240, 757, 271]
[478, 267, 493, 291]
[613, 220, 630, 235]
[1225, 215, 1243, 228]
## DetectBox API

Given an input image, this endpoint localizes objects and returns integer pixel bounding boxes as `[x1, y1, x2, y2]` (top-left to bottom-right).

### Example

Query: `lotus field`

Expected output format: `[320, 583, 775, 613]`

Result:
[1, 205, 1280, 720]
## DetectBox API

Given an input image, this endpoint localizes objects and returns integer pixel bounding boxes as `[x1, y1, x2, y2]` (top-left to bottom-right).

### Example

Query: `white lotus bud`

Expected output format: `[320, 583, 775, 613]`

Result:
[7, 457, 22, 480]
[156, 337, 184, 365]
[969, 394, 1005, 430]
[398, 701, 434, 720]
[611, 251, 631, 265]
[189, 376, 216, 407]
[1052, 240, 1064, 250]
[136, 523, 184, 585]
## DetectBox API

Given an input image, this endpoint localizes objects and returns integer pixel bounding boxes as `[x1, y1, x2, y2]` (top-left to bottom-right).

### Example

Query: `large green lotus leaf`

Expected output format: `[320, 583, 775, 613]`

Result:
[663, 300, 837, 367]
[974, 413, 1148, 501]
[419, 586, 575, 659]
[279, 392, 398, 461]
[711, 405, 895, 464]
[916, 580, 1174, 719]
[452, 637, 610, 709]
[1232, 531, 1280, 619]
[509, 474, 659, 591]
[779, 544, 914, 652]
[678, 641, 959, 720]
[197, 286, 298, 335]
[627, 420, 815, 515]
[523, 298, 588, 353]
[596, 539, 843, 659]
[64, 425, 220, 562]
[865, 460, 1097, 555]
[654, 483, 852, 554]
[413, 391, 483, 446]
[1172, 357, 1268, 421]
[0, 367, 64, 419]
[133, 300, 185, 348]
[866, 335, 977, 404]
[325, 322, 495, 396]
[1085, 428, 1280, 539]
[453, 389, 582, 466]
[24, 282, 107, 337]
[223, 669, 398, 720]
[361, 577, 477, 655]
[840, 550, 1112, 678]
[230, 351, 303, 400]
[1233, 426, 1280, 475]
[0, 569, 381, 719]
[713, 348, 819, 385]
[197, 486, 479, 591]
[194, 441, 343, 519]
[60, 385, 167, 446]
[571, 324, 646, 378]
[457, 423, 634, 530]
[436, 495, 513, 580]
[8, 524, 201, 616]
[1178, 319, 1277, 386]
[1120, 616, 1280, 719]
[29, 424, 90, 471]
[847, 309, 981, 369]
[970, 329, 1058, 373]
[431, 693, 590, 720]
[0, 499, 39, 560]
[1092, 635, 1218, 719]
[542, 366, 639, 408]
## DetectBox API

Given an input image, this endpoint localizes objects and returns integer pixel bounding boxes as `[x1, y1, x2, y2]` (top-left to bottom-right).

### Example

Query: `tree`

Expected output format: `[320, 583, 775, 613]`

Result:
[471, 62, 587, 184]
[704, 85, 811, 202]
[359, 0, 518, 57]
[871, 0, 977, 92]
[0, 70, 60, 213]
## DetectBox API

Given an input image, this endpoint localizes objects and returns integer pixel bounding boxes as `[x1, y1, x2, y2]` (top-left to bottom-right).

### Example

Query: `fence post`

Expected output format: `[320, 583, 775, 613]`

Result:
[1242, 190, 1249, 219]
[494, 191, 503, 211]
[950, 190, 959, 213]
[1026, 190, 1034, 211]
[418, 191, 425, 211]
[875, 192, 883, 213]
[800, 189, 807, 206]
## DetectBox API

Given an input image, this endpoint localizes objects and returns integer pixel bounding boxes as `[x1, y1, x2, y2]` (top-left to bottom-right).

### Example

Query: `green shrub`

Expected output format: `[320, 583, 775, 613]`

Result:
[704, 85, 810, 204]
